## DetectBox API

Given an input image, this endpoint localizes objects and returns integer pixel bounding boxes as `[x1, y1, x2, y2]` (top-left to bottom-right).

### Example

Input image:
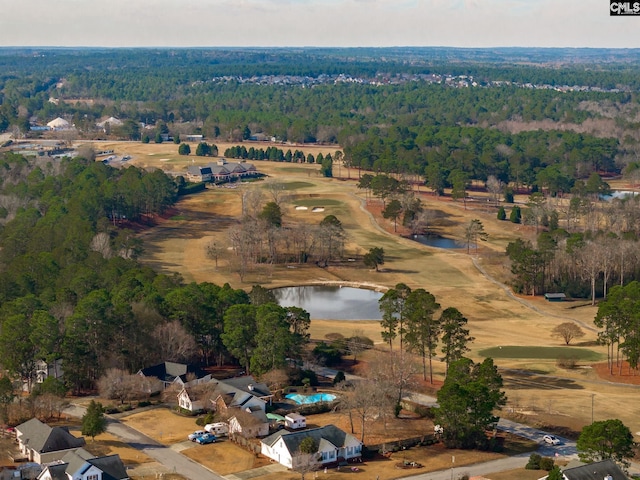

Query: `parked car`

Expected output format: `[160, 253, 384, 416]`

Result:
[543, 434, 560, 445]
[188, 430, 206, 441]
[195, 433, 217, 444]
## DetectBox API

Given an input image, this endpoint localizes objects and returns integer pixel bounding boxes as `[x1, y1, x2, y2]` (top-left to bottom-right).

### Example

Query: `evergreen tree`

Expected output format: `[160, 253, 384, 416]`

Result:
[81, 400, 107, 440]
[497, 206, 506, 220]
[509, 206, 521, 223]
[178, 143, 191, 155]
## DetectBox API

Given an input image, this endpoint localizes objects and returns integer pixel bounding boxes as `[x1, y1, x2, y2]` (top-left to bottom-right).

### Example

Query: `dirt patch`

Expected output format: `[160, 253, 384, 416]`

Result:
[593, 361, 640, 385]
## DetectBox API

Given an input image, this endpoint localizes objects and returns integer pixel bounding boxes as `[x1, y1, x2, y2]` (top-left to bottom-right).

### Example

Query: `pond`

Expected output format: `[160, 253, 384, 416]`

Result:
[273, 286, 383, 320]
[285, 393, 337, 405]
[409, 234, 463, 249]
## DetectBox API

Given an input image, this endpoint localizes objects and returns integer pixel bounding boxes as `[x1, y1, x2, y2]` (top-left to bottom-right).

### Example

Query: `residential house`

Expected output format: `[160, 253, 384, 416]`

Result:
[545, 459, 627, 480]
[15, 418, 86, 464]
[193, 377, 272, 436]
[38, 448, 128, 480]
[185, 165, 213, 183]
[177, 384, 215, 413]
[228, 408, 270, 438]
[222, 376, 274, 405]
[260, 424, 363, 469]
[137, 361, 210, 392]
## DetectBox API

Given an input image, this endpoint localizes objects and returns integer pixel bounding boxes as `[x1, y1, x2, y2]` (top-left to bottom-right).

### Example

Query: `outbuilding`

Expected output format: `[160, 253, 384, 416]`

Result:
[544, 293, 566, 302]
[285, 413, 306, 430]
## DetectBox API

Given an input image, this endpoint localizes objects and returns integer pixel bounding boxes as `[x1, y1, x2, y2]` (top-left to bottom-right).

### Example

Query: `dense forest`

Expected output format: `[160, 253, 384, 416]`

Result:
[0, 153, 316, 395]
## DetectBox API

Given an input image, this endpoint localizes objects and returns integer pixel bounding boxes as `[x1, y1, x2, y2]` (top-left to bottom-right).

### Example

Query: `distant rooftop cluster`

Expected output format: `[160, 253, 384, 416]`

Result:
[197, 72, 627, 93]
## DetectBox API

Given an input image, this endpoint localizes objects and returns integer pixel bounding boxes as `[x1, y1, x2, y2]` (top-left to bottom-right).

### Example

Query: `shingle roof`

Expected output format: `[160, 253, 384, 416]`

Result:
[223, 376, 272, 398]
[16, 418, 85, 454]
[186, 166, 212, 176]
[42, 463, 68, 480]
[563, 459, 627, 480]
[262, 425, 356, 453]
[56, 449, 128, 480]
[139, 362, 206, 384]
[88, 454, 129, 480]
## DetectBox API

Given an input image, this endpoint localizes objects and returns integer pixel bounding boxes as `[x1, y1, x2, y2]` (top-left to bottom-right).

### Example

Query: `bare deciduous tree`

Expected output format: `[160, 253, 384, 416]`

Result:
[486, 175, 505, 207]
[90, 232, 113, 259]
[98, 368, 148, 405]
[151, 321, 198, 363]
[551, 322, 586, 345]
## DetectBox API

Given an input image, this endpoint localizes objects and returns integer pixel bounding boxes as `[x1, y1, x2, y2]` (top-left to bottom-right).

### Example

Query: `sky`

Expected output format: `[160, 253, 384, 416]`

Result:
[2, 0, 639, 49]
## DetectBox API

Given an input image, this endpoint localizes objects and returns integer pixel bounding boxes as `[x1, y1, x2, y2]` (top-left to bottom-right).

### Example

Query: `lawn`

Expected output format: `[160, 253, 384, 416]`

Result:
[120, 408, 200, 445]
[479, 346, 602, 361]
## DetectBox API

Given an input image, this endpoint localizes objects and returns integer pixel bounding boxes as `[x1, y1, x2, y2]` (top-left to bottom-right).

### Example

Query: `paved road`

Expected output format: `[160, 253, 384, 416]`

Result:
[65, 403, 225, 480]
[403, 454, 530, 480]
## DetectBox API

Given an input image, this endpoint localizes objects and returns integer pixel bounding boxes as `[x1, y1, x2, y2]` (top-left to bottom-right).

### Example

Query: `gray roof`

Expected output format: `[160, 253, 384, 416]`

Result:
[212, 380, 266, 409]
[59, 449, 128, 480]
[61, 448, 94, 476]
[16, 418, 86, 454]
[41, 463, 68, 480]
[222, 376, 272, 398]
[208, 164, 231, 175]
[262, 425, 357, 453]
[88, 454, 129, 480]
[563, 459, 627, 480]
[186, 165, 212, 176]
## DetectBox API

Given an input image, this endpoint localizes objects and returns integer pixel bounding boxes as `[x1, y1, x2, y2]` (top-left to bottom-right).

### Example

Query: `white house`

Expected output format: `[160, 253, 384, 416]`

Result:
[177, 386, 211, 412]
[260, 424, 362, 469]
[37, 448, 129, 480]
[15, 418, 86, 464]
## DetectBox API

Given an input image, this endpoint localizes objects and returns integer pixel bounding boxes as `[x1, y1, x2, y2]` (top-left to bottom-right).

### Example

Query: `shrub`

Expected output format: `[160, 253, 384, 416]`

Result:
[196, 412, 215, 427]
[333, 371, 346, 385]
[525, 453, 542, 470]
[539, 457, 555, 471]
[556, 356, 577, 369]
[137, 401, 151, 408]
[106, 407, 121, 414]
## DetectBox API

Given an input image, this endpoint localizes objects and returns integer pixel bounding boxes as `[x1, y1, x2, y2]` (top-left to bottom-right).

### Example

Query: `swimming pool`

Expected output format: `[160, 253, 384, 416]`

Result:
[285, 393, 337, 404]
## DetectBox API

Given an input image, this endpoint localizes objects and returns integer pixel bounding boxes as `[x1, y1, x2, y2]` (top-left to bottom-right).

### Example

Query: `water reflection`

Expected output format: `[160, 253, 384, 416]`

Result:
[409, 234, 463, 249]
[273, 286, 383, 320]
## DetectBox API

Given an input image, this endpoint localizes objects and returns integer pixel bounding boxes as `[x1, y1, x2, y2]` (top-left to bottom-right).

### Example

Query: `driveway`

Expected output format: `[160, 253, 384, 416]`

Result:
[65, 403, 226, 480]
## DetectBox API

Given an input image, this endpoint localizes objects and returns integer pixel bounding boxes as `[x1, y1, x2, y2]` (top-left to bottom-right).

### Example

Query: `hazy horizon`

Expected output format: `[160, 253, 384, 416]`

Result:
[3, 0, 638, 50]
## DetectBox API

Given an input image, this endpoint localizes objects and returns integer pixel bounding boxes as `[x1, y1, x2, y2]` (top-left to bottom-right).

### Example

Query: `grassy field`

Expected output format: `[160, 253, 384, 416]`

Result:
[86, 140, 640, 440]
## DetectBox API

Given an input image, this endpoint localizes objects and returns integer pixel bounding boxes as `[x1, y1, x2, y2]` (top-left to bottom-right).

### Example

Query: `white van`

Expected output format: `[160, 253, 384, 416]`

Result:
[204, 422, 229, 436]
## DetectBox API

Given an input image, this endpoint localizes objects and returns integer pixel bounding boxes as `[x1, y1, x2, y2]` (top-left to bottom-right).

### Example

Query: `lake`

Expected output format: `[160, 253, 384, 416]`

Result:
[273, 286, 383, 320]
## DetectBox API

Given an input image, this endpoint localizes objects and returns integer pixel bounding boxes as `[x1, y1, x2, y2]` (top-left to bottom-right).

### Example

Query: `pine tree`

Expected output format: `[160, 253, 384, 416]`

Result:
[81, 400, 107, 440]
